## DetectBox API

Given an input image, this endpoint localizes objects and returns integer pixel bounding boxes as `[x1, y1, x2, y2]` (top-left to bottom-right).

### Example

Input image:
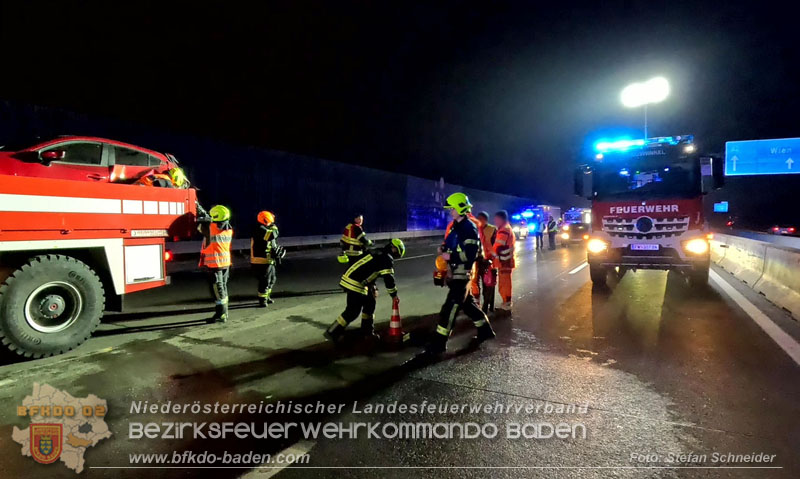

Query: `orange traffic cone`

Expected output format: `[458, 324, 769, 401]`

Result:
[385, 297, 408, 344]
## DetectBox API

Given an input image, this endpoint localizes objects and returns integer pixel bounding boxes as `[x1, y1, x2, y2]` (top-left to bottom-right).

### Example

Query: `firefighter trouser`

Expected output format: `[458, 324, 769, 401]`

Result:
[499, 268, 513, 303]
[208, 267, 230, 317]
[548, 232, 556, 249]
[252, 263, 276, 299]
[535, 232, 544, 249]
[436, 279, 490, 341]
[327, 286, 377, 337]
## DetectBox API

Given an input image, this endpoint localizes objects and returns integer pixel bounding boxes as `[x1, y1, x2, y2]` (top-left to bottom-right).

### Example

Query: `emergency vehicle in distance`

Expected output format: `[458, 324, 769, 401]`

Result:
[0, 136, 197, 357]
[560, 207, 591, 246]
[511, 205, 561, 239]
[575, 135, 724, 287]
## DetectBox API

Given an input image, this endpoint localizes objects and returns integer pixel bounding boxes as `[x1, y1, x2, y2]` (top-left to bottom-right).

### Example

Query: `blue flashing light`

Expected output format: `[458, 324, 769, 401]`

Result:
[521, 210, 534, 218]
[528, 224, 536, 232]
[511, 214, 522, 221]
[595, 138, 645, 153]
[619, 168, 630, 176]
[664, 167, 670, 172]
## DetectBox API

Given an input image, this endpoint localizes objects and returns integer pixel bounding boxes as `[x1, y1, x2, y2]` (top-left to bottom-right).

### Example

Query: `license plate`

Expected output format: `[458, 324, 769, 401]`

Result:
[631, 244, 660, 251]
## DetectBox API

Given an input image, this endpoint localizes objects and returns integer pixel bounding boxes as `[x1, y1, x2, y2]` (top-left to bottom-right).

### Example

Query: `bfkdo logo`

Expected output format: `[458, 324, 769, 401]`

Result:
[12, 383, 112, 474]
[31, 423, 63, 464]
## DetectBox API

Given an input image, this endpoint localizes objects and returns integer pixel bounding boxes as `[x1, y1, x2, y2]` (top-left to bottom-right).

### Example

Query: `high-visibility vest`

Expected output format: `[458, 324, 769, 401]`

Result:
[200, 223, 233, 268]
[134, 173, 172, 187]
[494, 224, 516, 270]
[341, 223, 368, 256]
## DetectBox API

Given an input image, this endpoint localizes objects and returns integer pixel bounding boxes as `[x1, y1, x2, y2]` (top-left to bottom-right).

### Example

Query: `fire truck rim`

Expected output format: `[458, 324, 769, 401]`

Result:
[23, 281, 83, 333]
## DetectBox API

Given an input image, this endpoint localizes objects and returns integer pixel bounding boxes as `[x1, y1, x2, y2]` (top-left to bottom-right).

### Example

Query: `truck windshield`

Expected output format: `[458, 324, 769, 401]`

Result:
[593, 156, 700, 200]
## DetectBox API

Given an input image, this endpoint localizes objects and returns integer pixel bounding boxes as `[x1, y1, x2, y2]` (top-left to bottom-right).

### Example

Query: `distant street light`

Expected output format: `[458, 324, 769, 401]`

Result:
[620, 76, 670, 139]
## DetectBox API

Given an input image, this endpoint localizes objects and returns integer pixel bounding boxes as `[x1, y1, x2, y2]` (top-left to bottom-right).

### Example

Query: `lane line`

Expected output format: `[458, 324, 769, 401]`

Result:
[710, 269, 800, 367]
[568, 262, 589, 275]
[397, 253, 436, 262]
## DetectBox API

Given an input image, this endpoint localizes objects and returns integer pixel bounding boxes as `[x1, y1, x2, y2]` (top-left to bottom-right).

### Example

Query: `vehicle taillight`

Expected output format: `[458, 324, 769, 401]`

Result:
[773, 227, 780, 232]
[789, 227, 796, 233]
[164, 250, 174, 262]
[726, 221, 733, 227]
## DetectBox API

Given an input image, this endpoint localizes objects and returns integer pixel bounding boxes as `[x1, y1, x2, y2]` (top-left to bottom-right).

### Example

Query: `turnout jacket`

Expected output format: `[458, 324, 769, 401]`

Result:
[340, 223, 372, 257]
[443, 216, 482, 280]
[250, 224, 279, 264]
[340, 249, 397, 296]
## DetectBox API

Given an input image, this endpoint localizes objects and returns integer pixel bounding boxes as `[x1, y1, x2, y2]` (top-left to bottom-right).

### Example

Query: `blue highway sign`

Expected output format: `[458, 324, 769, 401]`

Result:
[725, 138, 800, 176]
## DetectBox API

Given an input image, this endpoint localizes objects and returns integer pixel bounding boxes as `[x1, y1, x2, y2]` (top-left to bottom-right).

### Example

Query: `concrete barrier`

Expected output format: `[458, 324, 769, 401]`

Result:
[167, 229, 445, 254]
[712, 233, 800, 320]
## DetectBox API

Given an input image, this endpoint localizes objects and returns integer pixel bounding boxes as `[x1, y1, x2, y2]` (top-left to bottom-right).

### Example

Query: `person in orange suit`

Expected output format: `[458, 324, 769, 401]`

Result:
[475, 211, 497, 312]
[493, 210, 516, 310]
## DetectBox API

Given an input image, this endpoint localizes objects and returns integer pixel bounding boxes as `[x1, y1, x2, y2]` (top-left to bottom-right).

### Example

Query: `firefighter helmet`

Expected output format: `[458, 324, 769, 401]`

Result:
[209, 205, 231, 222]
[390, 238, 406, 258]
[257, 210, 276, 226]
[443, 192, 472, 215]
[168, 167, 188, 188]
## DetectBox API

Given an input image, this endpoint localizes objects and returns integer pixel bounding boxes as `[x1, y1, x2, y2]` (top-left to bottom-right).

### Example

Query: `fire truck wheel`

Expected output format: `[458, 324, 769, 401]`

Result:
[589, 263, 608, 286]
[687, 265, 710, 289]
[0, 255, 105, 358]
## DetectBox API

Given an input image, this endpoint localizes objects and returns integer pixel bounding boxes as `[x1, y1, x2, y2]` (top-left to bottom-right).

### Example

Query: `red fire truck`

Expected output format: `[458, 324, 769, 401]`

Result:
[574, 135, 724, 287]
[0, 138, 197, 357]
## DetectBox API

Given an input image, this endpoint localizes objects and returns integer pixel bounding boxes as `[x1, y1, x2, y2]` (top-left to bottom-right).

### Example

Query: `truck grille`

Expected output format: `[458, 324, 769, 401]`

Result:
[602, 216, 690, 240]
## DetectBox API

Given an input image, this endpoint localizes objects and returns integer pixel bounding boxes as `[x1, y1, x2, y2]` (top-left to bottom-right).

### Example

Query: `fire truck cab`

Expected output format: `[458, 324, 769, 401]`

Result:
[575, 135, 724, 287]
[0, 140, 196, 358]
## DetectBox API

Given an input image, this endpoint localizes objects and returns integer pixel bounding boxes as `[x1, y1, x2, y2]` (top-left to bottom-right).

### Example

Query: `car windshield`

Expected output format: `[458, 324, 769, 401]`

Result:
[593, 156, 700, 200]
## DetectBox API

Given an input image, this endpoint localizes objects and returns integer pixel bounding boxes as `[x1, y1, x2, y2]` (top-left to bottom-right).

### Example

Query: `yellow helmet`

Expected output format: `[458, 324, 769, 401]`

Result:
[168, 167, 188, 188]
[443, 192, 472, 215]
[390, 238, 406, 258]
[209, 205, 231, 222]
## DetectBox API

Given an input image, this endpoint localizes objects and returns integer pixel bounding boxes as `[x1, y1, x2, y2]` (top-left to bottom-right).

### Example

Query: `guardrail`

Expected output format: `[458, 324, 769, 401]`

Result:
[167, 229, 446, 254]
[711, 233, 800, 321]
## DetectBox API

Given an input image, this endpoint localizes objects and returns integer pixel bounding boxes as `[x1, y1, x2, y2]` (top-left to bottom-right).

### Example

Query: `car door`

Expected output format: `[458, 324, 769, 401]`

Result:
[38, 141, 112, 182]
[110, 145, 167, 183]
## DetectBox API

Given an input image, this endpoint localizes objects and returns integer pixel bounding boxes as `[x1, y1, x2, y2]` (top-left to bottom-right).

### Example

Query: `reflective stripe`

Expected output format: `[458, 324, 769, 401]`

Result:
[340, 280, 368, 295]
[336, 316, 348, 327]
[341, 236, 363, 246]
[473, 318, 487, 327]
[378, 269, 394, 276]
[436, 325, 450, 336]
[257, 292, 269, 298]
[361, 313, 374, 320]
[356, 232, 366, 240]
[463, 239, 479, 245]
[386, 287, 397, 294]
[496, 239, 507, 245]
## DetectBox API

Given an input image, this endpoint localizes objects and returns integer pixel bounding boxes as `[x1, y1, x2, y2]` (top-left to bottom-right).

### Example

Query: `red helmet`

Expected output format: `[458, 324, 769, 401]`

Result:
[257, 210, 275, 225]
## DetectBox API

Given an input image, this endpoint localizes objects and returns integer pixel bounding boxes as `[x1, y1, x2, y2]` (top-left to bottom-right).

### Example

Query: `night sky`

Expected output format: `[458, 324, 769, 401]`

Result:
[2, 0, 799, 208]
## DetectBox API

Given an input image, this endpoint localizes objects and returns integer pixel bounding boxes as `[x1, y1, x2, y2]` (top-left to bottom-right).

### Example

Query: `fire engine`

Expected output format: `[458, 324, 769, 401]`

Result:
[0, 137, 197, 357]
[574, 135, 724, 287]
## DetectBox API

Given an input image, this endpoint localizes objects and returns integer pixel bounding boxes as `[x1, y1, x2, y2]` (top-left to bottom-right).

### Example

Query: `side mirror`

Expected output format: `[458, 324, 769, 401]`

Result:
[574, 165, 592, 199]
[40, 149, 65, 165]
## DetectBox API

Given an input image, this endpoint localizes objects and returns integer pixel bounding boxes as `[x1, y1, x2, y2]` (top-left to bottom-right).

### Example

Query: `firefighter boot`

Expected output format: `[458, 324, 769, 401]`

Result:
[359, 314, 380, 341]
[324, 317, 347, 343]
[425, 327, 449, 355]
[209, 303, 228, 324]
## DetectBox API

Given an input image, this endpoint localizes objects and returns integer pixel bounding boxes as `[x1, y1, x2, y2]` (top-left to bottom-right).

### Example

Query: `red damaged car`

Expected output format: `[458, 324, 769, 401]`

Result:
[0, 136, 179, 183]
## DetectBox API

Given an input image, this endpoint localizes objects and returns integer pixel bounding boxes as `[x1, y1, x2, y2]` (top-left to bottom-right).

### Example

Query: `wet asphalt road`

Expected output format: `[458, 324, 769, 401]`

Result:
[1, 237, 799, 478]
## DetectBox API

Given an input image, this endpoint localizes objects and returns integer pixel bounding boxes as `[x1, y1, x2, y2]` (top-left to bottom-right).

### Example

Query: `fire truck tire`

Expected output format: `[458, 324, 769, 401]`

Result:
[589, 263, 608, 286]
[687, 265, 710, 289]
[0, 255, 104, 358]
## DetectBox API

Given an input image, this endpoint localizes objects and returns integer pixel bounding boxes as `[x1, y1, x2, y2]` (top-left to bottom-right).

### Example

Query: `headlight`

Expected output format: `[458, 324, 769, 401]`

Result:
[562, 224, 570, 231]
[512, 226, 520, 233]
[683, 238, 709, 255]
[561, 232, 570, 240]
[587, 238, 608, 254]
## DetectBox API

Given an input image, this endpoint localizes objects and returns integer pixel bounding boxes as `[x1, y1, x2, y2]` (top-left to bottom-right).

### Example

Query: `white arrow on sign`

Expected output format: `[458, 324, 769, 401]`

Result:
[731, 155, 738, 171]
[787, 158, 794, 170]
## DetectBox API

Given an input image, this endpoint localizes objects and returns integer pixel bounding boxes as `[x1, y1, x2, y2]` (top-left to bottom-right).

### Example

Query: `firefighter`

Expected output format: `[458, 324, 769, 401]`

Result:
[134, 167, 189, 188]
[251, 210, 284, 307]
[339, 214, 373, 263]
[198, 205, 233, 323]
[493, 210, 516, 310]
[428, 193, 495, 354]
[475, 211, 498, 313]
[325, 239, 406, 343]
[546, 215, 558, 250]
[445, 209, 484, 304]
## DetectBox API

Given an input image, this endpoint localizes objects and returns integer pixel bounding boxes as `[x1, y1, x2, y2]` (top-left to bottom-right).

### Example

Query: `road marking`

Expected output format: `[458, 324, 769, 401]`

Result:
[710, 269, 800, 367]
[397, 253, 436, 261]
[239, 440, 315, 478]
[568, 262, 588, 275]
